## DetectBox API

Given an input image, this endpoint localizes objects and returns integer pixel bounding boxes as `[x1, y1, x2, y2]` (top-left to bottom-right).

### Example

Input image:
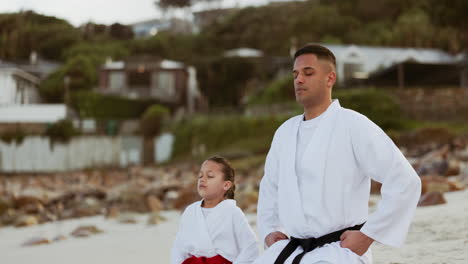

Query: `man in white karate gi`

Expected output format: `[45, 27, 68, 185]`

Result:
[255, 44, 421, 264]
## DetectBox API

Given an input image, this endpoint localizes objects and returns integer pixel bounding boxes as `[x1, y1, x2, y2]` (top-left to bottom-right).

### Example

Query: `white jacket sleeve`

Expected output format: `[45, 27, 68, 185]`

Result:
[257, 131, 283, 247]
[171, 213, 189, 264]
[351, 113, 422, 247]
[232, 209, 259, 264]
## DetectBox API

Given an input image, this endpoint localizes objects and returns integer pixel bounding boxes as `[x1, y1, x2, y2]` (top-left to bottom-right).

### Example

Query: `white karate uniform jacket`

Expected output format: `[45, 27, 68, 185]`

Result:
[255, 100, 421, 264]
[172, 199, 259, 264]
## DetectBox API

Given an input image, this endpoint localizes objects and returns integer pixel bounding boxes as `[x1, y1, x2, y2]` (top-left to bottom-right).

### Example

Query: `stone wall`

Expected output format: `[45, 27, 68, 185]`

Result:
[389, 88, 468, 122]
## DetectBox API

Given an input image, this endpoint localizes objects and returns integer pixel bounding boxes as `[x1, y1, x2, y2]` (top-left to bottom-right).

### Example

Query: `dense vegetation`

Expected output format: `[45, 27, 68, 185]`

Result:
[1, 1, 466, 157]
[1, 0, 465, 108]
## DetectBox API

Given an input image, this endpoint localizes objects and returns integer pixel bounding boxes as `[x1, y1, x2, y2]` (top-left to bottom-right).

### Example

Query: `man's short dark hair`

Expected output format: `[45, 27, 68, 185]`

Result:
[294, 43, 336, 68]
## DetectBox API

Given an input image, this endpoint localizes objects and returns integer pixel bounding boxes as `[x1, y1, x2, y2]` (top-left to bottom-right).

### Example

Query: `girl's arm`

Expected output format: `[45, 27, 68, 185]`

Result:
[171, 216, 189, 264]
[233, 209, 260, 264]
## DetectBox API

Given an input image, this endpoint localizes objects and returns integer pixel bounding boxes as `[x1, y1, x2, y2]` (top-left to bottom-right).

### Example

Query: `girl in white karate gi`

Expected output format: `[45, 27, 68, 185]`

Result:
[171, 156, 259, 264]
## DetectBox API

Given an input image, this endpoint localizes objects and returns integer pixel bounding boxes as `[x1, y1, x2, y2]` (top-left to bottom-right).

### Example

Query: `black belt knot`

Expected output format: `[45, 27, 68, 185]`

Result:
[293, 237, 317, 252]
[273, 223, 364, 264]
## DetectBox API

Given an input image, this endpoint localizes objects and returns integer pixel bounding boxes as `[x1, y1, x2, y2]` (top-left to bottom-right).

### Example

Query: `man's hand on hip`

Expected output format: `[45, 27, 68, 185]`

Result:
[339, 231, 374, 256]
[265, 231, 288, 247]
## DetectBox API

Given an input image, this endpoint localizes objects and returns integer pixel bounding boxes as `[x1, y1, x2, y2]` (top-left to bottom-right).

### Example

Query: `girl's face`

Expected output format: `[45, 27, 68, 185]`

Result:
[197, 160, 232, 200]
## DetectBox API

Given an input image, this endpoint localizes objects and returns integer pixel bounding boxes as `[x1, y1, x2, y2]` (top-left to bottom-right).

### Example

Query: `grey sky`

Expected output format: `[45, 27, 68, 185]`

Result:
[0, 0, 298, 26]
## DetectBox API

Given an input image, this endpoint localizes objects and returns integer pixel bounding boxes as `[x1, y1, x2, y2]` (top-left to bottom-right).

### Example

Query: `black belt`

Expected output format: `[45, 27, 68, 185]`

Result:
[273, 223, 365, 264]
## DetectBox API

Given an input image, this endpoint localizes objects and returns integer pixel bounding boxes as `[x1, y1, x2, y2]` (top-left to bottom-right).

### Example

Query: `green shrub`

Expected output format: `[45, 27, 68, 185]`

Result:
[44, 119, 79, 143]
[248, 75, 294, 105]
[0, 128, 26, 145]
[196, 57, 258, 108]
[334, 88, 408, 131]
[250, 85, 409, 131]
[140, 105, 170, 137]
[71, 91, 163, 120]
[168, 114, 288, 160]
[39, 55, 97, 103]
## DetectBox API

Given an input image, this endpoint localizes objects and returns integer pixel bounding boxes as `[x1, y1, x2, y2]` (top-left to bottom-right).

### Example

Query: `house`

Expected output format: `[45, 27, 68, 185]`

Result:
[364, 61, 467, 88]
[0, 65, 41, 105]
[98, 56, 203, 113]
[0, 56, 66, 134]
[319, 44, 465, 86]
[224, 48, 264, 58]
[130, 18, 193, 38]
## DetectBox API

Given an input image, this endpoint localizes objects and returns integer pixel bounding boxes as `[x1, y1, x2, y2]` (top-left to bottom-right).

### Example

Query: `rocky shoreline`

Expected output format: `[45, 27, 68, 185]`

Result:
[1, 132, 467, 229]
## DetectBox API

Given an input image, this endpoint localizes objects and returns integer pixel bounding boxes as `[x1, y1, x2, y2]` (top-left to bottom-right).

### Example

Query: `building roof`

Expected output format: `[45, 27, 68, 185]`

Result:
[0, 67, 40, 85]
[102, 58, 186, 70]
[0, 58, 61, 79]
[322, 44, 464, 74]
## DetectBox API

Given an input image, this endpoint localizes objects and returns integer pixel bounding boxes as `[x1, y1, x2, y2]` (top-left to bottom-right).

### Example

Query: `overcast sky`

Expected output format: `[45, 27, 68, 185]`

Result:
[0, 0, 299, 26]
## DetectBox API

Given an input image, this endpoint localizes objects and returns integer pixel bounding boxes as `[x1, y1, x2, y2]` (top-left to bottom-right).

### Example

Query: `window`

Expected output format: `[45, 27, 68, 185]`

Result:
[151, 71, 176, 99]
[109, 72, 126, 91]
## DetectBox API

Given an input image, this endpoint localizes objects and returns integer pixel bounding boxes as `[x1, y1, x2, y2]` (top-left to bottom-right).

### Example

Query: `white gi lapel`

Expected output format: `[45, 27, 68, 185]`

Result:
[193, 200, 216, 254]
[278, 115, 309, 235]
[278, 100, 342, 237]
[301, 100, 341, 184]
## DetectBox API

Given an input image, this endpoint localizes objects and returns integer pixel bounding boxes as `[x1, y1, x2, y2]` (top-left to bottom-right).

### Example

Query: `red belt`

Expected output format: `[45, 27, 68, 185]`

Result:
[182, 255, 232, 264]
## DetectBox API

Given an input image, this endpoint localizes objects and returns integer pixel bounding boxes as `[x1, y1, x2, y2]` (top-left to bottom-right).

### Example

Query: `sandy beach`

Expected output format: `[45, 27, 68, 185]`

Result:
[1, 189, 466, 264]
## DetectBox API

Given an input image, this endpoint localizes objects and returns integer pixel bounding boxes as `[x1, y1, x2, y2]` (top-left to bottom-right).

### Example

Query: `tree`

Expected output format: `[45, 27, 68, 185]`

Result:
[197, 57, 257, 108]
[39, 55, 96, 103]
[0, 11, 80, 61]
[109, 23, 134, 40]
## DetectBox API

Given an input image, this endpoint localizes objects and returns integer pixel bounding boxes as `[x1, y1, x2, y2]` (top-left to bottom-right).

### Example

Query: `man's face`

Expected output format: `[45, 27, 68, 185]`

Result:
[293, 54, 336, 108]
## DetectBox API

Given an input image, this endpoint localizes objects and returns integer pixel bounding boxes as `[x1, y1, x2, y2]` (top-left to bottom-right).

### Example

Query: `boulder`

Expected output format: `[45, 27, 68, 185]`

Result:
[22, 237, 50, 246]
[145, 195, 163, 212]
[15, 214, 39, 227]
[71, 225, 103, 238]
[418, 192, 446, 206]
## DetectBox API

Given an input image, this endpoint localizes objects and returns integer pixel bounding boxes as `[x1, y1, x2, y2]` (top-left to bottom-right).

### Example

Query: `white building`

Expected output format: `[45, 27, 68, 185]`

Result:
[0, 63, 66, 125]
[0, 66, 40, 105]
[321, 44, 464, 85]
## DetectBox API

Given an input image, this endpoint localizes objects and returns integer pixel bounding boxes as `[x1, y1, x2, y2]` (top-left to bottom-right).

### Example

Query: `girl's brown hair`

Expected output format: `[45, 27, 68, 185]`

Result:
[206, 155, 236, 199]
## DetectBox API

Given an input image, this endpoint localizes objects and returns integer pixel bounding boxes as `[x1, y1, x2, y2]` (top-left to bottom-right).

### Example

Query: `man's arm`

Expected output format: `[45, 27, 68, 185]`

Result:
[257, 131, 287, 248]
[349, 113, 421, 248]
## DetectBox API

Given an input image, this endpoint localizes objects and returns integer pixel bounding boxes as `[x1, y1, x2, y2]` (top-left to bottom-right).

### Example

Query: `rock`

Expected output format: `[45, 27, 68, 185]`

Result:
[107, 183, 147, 213]
[145, 195, 163, 212]
[445, 159, 461, 176]
[15, 214, 39, 227]
[447, 180, 464, 192]
[73, 197, 102, 218]
[418, 192, 446, 206]
[147, 212, 166, 225]
[236, 187, 258, 213]
[0, 197, 12, 216]
[105, 206, 120, 218]
[22, 202, 44, 214]
[14, 196, 45, 212]
[52, 235, 67, 242]
[421, 175, 451, 194]
[370, 180, 382, 194]
[71, 225, 103, 238]
[172, 182, 199, 210]
[117, 213, 138, 224]
[0, 208, 17, 226]
[417, 160, 449, 176]
[22, 237, 50, 246]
